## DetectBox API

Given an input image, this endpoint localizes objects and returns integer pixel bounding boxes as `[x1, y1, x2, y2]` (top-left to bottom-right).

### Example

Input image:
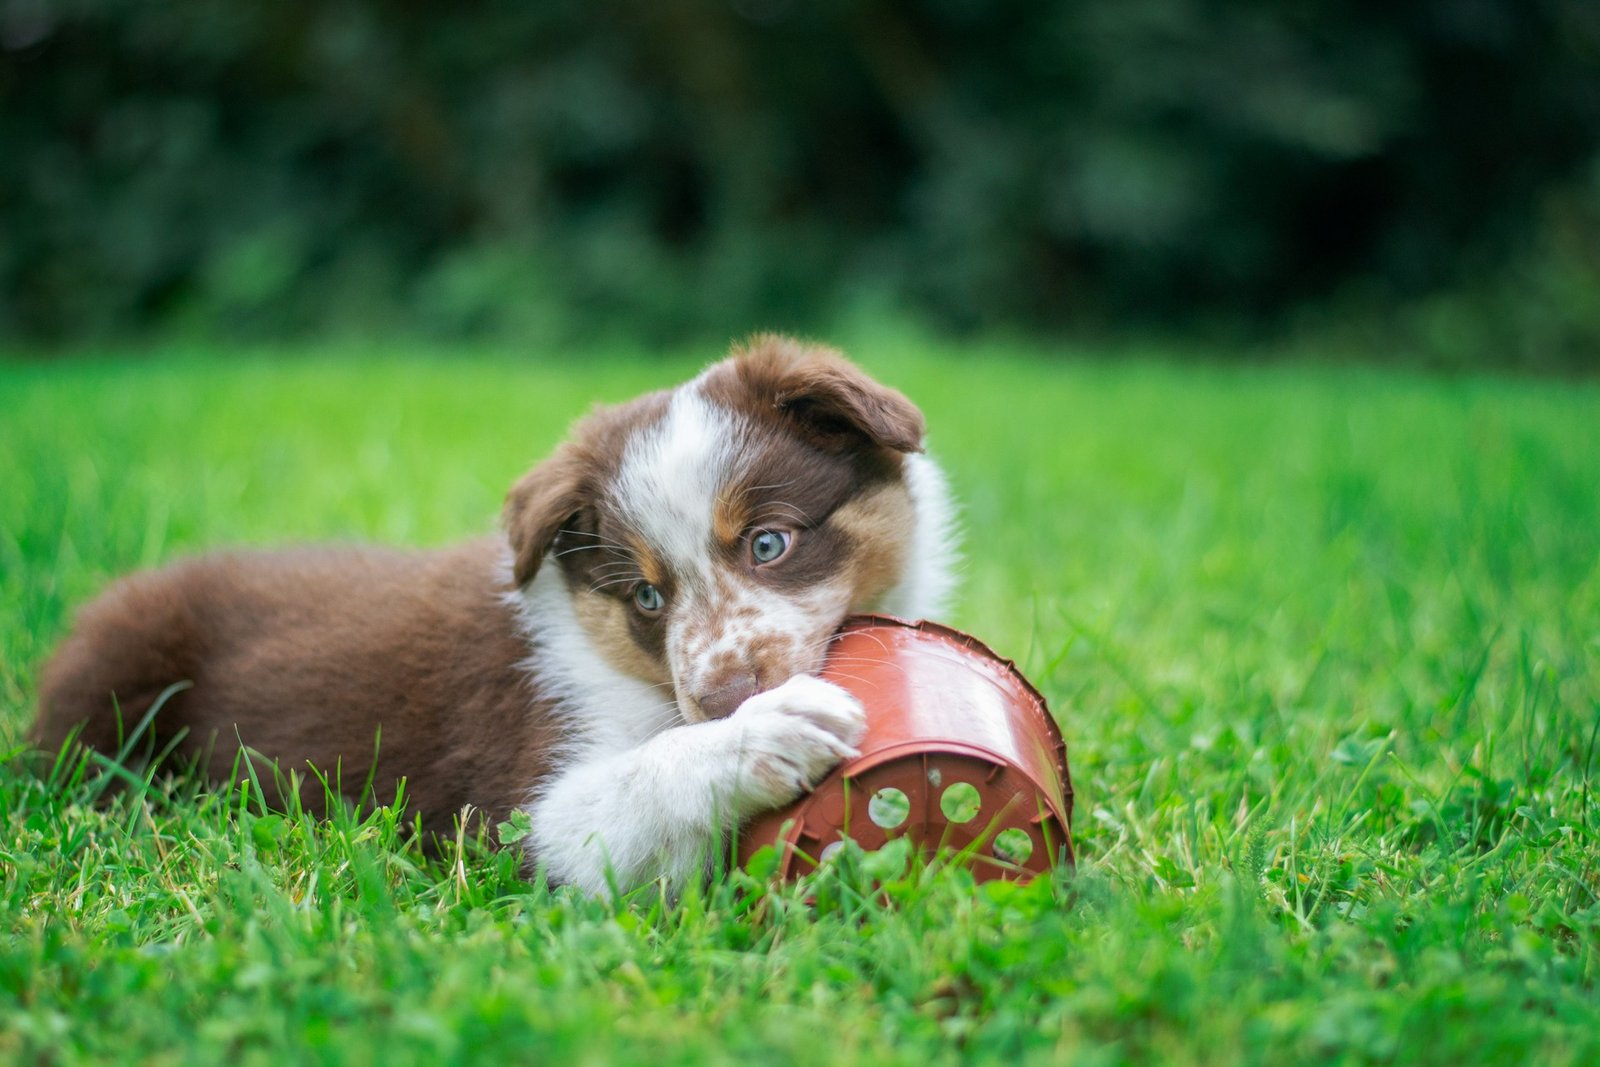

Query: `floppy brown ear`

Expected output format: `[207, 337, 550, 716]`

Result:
[731, 334, 926, 453]
[503, 446, 588, 587]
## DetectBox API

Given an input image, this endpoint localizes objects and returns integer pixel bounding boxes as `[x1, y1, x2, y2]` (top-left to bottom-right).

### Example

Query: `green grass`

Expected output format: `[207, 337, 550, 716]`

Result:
[3, 340, 1599, 1065]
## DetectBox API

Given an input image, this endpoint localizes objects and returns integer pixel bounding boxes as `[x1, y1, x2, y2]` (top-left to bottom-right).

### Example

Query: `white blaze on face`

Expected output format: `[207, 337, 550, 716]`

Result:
[613, 384, 740, 568]
[608, 382, 858, 722]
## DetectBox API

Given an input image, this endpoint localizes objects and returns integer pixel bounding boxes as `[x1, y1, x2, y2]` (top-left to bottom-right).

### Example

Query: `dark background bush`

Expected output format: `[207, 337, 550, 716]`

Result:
[3, 0, 1598, 363]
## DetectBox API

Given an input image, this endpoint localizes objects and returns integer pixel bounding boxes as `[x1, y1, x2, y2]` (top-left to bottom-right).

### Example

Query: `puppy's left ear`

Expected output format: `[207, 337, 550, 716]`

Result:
[733, 334, 926, 453]
[503, 445, 587, 587]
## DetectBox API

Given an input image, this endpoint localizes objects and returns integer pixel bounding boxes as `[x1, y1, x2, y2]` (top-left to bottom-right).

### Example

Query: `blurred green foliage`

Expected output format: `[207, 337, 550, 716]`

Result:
[2, 0, 1598, 360]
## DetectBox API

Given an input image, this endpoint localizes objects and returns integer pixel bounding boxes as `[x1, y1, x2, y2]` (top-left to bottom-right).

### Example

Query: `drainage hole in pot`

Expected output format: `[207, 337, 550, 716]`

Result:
[868, 787, 910, 829]
[940, 782, 981, 823]
[993, 827, 1034, 865]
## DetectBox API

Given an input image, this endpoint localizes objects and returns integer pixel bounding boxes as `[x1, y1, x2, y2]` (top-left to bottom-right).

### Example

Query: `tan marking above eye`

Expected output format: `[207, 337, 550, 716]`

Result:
[623, 534, 667, 589]
[713, 491, 750, 547]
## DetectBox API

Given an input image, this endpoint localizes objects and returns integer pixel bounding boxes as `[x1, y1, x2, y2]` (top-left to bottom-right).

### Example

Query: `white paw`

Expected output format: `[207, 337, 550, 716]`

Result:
[726, 675, 866, 814]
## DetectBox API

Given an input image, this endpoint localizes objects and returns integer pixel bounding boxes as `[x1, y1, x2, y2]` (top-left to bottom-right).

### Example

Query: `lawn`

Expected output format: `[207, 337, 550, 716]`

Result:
[2, 339, 1598, 1065]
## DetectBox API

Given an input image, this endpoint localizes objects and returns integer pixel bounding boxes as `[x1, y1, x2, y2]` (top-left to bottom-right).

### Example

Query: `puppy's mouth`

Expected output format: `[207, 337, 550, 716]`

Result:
[666, 586, 856, 724]
[673, 643, 832, 724]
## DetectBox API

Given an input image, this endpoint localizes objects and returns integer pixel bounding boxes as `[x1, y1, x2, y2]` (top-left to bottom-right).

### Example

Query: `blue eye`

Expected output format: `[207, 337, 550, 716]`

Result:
[750, 529, 792, 565]
[634, 584, 664, 613]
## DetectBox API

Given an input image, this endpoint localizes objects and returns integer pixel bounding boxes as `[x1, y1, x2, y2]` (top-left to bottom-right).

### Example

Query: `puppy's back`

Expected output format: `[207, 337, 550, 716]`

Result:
[32, 540, 555, 832]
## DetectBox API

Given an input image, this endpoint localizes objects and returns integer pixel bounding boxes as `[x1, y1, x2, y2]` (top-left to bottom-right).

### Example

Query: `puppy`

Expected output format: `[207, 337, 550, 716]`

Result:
[30, 335, 957, 895]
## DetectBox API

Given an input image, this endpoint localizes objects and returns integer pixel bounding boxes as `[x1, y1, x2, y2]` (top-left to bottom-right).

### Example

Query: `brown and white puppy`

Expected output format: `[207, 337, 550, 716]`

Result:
[30, 335, 958, 895]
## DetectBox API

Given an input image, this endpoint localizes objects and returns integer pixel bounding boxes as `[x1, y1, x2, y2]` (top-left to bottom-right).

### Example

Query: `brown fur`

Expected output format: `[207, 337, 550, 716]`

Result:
[831, 484, 917, 600]
[31, 540, 558, 836]
[504, 389, 671, 587]
[709, 334, 926, 455]
[571, 590, 672, 687]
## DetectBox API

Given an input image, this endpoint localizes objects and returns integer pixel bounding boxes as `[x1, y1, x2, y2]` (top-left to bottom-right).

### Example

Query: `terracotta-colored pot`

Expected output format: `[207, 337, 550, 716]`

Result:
[738, 615, 1074, 882]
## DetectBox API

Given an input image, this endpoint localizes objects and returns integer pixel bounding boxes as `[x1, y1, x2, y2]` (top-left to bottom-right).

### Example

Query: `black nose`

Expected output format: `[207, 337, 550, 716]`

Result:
[695, 670, 761, 720]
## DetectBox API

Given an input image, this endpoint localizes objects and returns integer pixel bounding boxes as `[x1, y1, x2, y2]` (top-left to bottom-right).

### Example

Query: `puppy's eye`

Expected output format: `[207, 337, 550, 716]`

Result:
[750, 529, 792, 565]
[633, 583, 664, 613]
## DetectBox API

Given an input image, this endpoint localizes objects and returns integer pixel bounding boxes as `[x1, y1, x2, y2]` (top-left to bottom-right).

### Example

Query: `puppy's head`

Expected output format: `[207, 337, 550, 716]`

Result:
[505, 334, 939, 723]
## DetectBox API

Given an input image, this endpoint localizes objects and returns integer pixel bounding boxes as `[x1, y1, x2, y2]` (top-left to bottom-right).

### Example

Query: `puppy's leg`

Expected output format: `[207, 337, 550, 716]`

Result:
[526, 675, 866, 896]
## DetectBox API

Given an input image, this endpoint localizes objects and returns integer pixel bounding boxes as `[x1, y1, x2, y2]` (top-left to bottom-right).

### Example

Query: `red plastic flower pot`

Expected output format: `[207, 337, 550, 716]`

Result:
[739, 615, 1074, 882]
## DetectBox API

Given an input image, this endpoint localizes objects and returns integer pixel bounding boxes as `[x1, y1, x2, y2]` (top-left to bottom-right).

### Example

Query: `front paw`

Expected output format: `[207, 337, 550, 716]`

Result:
[726, 675, 866, 813]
